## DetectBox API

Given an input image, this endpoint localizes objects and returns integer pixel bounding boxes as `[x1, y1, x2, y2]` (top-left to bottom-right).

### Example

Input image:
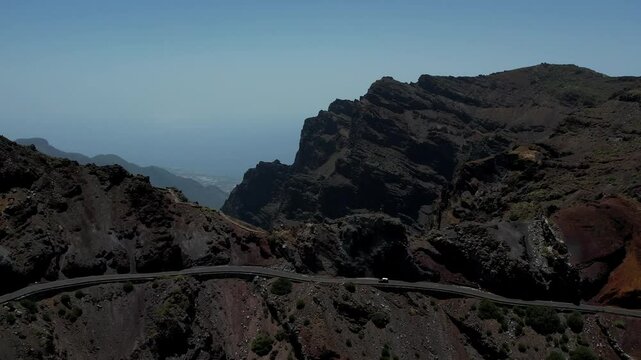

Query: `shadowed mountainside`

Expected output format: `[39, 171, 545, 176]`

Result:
[0, 136, 277, 294]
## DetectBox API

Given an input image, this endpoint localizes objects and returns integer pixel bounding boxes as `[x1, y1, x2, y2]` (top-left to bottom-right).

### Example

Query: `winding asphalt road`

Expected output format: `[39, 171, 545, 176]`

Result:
[1, 265, 640, 318]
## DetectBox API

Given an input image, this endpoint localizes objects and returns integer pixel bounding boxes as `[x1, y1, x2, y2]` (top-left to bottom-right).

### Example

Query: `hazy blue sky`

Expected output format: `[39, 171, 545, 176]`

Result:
[1, 1, 640, 176]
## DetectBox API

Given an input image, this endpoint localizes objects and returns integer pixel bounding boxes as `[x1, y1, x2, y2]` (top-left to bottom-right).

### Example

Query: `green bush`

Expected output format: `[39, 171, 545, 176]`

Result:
[270, 278, 292, 296]
[569, 346, 597, 360]
[546, 350, 566, 360]
[515, 324, 524, 336]
[344, 282, 356, 293]
[477, 300, 506, 327]
[60, 294, 72, 308]
[67, 307, 83, 323]
[74, 290, 85, 299]
[250, 333, 274, 356]
[123, 282, 134, 293]
[561, 333, 569, 344]
[614, 319, 626, 329]
[381, 344, 391, 360]
[20, 299, 38, 314]
[566, 312, 584, 333]
[370, 311, 390, 328]
[296, 299, 305, 310]
[5, 313, 16, 325]
[275, 328, 287, 341]
[525, 306, 562, 335]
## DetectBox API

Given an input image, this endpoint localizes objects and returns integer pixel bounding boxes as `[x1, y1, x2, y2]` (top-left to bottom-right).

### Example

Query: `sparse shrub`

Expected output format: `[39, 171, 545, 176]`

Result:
[60, 294, 72, 308]
[319, 349, 339, 359]
[619, 90, 641, 103]
[58, 308, 66, 317]
[251, 333, 274, 356]
[42, 312, 51, 322]
[518, 343, 527, 352]
[346, 339, 352, 347]
[478, 300, 507, 328]
[561, 333, 569, 343]
[558, 86, 597, 107]
[499, 343, 510, 357]
[500, 322, 508, 333]
[525, 306, 562, 335]
[303, 319, 310, 326]
[569, 346, 597, 360]
[67, 307, 83, 323]
[370, 311, 390, 328]
[566, 312, 584, 333]
[507, 202, 539, 220]
[74, 290, 85, 299]
[5, 313, 16, 325]
[344, 282, 356, 293]
[515, 324, 524, 336]
[270, 278, 292, 296]
[123, 282, 134, 293]
[20, 299, 38, 314]
[381, 344, 391, 360]
[150, 288, 193, 357]
[275, 328, 287, 341]
[546, 350, 566, 360]
[614, 320, 625, 329]
[296, 299, 305, 310]
[514, 306, 526, 317]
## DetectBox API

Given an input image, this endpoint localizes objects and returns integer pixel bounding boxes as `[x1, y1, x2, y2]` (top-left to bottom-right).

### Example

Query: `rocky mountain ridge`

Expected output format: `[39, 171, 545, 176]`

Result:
[15, 137, 229, 209]
[224, 64, 641, 306]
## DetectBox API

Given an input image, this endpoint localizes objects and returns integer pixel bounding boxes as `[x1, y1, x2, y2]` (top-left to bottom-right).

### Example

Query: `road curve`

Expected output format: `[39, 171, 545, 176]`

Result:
[1, 265, 640, 318]
[216, 210, 267, 234]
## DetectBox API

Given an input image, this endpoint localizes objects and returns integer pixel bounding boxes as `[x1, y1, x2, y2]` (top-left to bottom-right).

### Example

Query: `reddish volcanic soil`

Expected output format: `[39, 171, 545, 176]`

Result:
[552, 197, 641, 306]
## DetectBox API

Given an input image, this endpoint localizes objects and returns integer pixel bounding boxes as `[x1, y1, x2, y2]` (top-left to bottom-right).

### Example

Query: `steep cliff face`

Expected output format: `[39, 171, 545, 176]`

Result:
[224, 64, 641, 304]
[224, 64, 641, 230]
[0, 137, 277, 294]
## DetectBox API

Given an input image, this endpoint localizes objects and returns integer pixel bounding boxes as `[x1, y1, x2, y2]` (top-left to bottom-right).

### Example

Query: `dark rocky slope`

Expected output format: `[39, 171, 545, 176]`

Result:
[0, 136, 277, 294]
[15, 137, 229, 209]
[1, 276, 638, 360]
[225, 64, 641, 305]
